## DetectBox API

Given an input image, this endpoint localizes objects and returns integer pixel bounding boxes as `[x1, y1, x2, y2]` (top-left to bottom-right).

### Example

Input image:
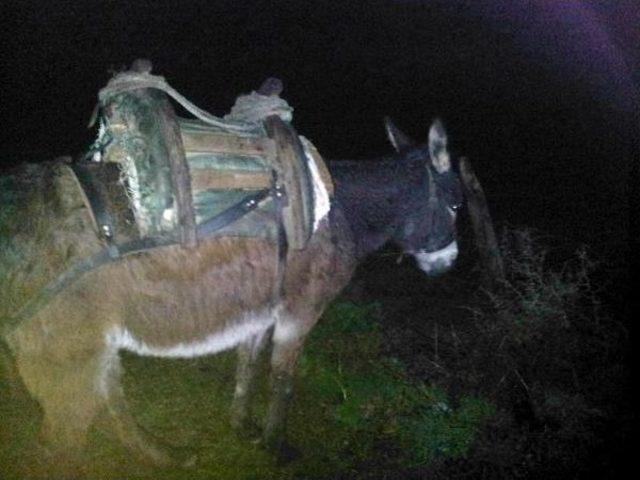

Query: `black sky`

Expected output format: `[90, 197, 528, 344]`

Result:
[1, 0, 637, 250]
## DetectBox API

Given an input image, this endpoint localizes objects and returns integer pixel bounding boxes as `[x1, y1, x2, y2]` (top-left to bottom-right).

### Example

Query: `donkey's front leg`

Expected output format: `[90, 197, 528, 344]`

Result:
[230, 328, 270, 434]
[263, 317, 311, 457]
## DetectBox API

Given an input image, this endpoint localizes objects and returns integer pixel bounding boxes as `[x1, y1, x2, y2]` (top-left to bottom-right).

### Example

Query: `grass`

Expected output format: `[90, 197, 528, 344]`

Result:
[0, 300, 495, 479]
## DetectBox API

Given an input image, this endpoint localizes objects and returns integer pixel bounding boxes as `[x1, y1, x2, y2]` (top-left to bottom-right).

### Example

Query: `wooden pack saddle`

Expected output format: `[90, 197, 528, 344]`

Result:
[72, 67, 333, 257]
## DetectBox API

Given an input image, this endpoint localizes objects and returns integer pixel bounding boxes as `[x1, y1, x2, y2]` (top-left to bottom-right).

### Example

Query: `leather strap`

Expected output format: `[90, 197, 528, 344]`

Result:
[196, 188, 271, 237]
[271, 171, 289, 303]
[9, 186, 273, 328]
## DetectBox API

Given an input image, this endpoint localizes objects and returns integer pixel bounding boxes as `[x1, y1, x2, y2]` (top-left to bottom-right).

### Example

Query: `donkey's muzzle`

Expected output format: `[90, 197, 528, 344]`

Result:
[413, 241, 458, 276]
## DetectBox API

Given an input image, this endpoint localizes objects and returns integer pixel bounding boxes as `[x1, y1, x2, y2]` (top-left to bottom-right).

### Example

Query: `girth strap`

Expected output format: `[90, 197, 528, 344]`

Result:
[271, 172, 289, 303]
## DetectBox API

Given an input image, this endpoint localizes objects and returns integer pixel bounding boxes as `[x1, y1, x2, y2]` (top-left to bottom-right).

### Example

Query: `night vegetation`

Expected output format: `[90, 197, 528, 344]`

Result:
[369, 227, 630, 479]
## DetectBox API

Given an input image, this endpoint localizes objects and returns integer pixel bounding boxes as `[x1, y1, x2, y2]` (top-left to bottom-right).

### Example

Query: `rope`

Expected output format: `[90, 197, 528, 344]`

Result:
[97, 72, 293, 131]
[224, 91, 293, 124]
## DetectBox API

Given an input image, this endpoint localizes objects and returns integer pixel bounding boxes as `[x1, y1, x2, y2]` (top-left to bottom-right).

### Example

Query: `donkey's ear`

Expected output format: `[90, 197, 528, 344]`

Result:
[428, 118, 451, 173]
[384, 117, 416, 153]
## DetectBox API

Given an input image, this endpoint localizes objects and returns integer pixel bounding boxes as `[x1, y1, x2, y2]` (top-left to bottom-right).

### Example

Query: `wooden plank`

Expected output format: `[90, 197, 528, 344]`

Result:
[156, 94, 198, 248]
[181, 131, 275, 157]
[264, 115, 314, 250]
[190, 169, 272, 191]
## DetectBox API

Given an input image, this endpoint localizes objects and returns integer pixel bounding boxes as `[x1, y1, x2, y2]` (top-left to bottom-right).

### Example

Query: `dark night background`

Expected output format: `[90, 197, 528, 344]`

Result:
[2, 0, 636, 252]
[1, 0, 637, 476]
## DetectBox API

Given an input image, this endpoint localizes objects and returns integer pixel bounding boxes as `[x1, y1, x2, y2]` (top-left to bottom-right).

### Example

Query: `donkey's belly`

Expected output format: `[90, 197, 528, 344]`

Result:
[111, 238, 279, 357]
[107, 307, 275, 358]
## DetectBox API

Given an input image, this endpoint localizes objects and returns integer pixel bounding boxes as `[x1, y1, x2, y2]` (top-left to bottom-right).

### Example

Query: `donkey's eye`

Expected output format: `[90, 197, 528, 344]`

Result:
[404, 222, 416, 236]
[447, 203, 462, 216]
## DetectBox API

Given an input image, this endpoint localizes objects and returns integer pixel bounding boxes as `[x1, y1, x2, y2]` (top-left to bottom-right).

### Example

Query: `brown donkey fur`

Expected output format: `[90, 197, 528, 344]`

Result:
[1, 117, 460, 468]
[1, 162, 355, 466]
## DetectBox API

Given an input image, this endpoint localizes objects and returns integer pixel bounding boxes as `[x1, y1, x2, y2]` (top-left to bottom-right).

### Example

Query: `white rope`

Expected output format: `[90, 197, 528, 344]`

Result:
[98, 72, 289, 132]
[224, 91, 293, 124]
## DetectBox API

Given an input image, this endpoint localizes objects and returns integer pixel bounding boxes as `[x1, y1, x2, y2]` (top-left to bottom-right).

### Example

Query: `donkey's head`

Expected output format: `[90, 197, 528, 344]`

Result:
[385, 118, 463, 276]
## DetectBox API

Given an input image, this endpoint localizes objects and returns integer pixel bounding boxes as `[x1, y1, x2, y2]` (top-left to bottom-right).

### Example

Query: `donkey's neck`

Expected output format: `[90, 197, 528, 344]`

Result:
[328, 157, 417, 260]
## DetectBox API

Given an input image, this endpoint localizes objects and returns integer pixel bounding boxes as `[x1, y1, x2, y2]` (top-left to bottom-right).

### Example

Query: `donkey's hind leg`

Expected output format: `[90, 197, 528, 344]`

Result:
[230, 327, 271, 434]
[99, 349, 176, 467]
[12, 346, 104, 463]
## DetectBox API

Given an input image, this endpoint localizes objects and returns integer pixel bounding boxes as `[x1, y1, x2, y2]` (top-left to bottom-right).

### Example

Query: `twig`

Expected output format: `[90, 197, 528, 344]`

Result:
[513, 368, 530, 394]
[434, 322, 439, 362]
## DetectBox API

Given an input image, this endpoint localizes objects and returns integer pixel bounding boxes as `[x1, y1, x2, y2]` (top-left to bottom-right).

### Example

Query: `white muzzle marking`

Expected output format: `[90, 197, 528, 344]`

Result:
[414, 241, 458, 275]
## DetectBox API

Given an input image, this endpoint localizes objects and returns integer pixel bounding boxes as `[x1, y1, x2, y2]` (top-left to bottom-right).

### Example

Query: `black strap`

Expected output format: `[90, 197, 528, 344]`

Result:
[196, 188, 271, 237]
[11, 235, 178, 326]
[271, 173, 289, 302]
[70, 162, 120, 258]
[8, 188, 273, 329]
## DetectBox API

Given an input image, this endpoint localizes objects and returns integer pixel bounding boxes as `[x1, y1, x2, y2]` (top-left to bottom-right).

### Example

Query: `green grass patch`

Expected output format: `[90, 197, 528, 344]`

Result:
[294, 301, 495, 473]
[1, 301, 494, 479]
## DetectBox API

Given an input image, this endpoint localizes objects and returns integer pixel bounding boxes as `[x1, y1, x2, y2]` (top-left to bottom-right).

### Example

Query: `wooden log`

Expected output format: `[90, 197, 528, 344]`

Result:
[190, 169, 272, 192]
[156, 94, 198, 248]
[264, 116, 314, 250]
[181, 131, 275, 157]
[459, 157, 505, 285]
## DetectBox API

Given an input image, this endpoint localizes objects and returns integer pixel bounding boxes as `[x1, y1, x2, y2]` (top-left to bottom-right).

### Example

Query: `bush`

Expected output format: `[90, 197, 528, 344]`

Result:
[457, 227, 630, 478]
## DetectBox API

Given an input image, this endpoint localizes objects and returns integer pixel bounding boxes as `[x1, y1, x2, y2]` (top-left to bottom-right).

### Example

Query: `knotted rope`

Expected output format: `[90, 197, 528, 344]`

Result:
[224, 91, 293, 124]
[96, 65, 293, 131]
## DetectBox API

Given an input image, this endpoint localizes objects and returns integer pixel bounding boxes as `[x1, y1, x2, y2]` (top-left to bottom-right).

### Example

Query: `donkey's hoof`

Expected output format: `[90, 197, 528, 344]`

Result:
[231, 417, 262, 442]
[263, 437, 301, 465]
[275, 441, 301, 465]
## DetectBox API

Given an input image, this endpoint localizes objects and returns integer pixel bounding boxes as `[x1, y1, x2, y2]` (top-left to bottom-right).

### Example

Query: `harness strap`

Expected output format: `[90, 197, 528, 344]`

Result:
[12, 235, 177, 326]
[195, 188, 271, 237]
[271, 172, 289, 303]
[8, 188, 271, 329]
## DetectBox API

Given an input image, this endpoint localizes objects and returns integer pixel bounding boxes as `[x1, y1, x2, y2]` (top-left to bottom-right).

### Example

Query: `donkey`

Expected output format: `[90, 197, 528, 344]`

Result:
[0, 117, 462, 466]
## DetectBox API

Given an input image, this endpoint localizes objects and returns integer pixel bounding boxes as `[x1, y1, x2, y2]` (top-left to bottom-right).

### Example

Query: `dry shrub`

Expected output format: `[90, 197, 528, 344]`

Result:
[452, 227, 630, 479]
